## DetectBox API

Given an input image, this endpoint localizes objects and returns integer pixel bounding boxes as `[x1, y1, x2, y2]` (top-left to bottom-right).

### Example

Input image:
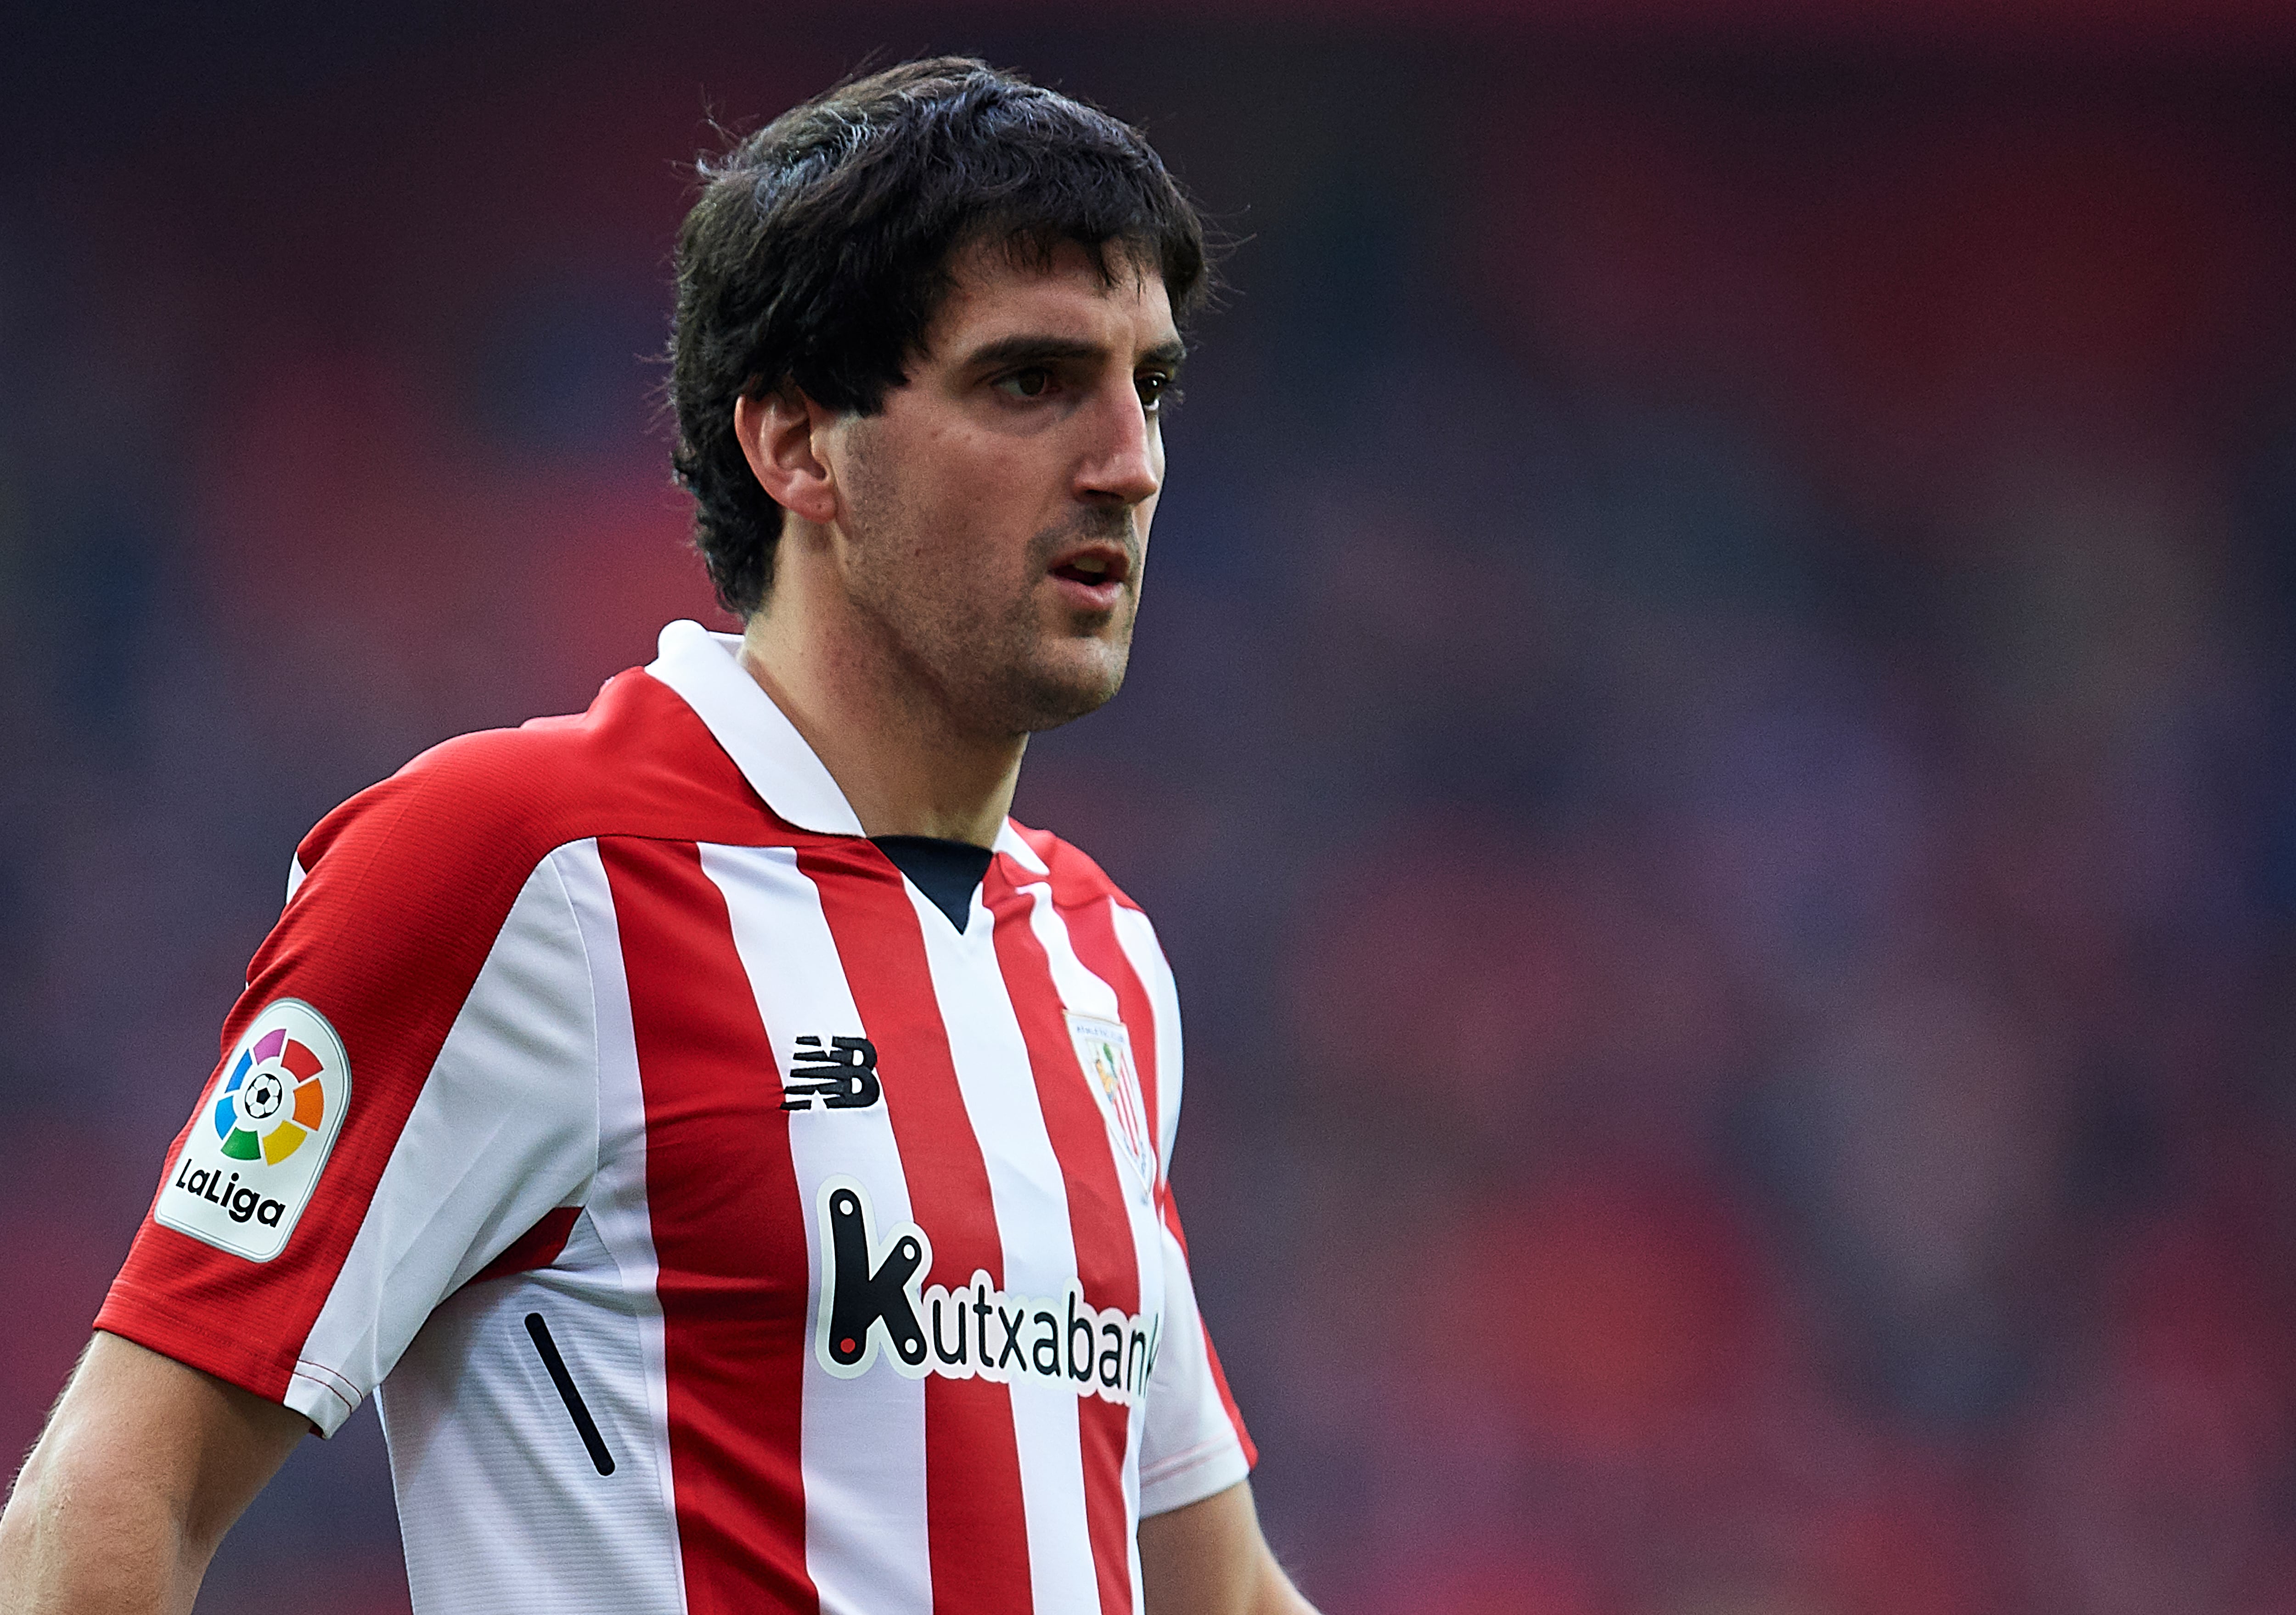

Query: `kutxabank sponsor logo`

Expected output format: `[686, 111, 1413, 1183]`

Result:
[814, 1176, 1160, 1407]
[157, 999, 350, 1262]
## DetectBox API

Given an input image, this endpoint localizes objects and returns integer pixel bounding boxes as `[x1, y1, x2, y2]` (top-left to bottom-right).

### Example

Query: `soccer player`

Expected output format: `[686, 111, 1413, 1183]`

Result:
[0, 59, 1316, 1615]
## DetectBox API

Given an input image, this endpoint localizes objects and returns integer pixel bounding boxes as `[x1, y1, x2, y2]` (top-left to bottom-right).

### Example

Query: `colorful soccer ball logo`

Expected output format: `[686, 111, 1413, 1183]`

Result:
[212, 1026, 329, 1165]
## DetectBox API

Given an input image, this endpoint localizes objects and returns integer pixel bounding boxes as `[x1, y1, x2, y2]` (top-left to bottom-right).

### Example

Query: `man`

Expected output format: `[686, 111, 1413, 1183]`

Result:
[0, 58, 1315, 1615]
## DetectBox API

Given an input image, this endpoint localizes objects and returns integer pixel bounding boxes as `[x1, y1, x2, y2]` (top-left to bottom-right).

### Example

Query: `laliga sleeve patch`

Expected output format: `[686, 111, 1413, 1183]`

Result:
[156, 999, 351, 1261]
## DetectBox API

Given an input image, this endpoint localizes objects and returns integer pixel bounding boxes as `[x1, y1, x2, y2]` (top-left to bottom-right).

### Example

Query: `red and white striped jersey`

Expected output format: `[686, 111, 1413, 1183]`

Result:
[98, 620, 1256, 1615]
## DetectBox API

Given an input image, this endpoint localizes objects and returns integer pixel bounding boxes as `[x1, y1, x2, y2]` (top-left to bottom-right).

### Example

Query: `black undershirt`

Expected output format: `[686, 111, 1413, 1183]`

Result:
[872, 835, 996, 933]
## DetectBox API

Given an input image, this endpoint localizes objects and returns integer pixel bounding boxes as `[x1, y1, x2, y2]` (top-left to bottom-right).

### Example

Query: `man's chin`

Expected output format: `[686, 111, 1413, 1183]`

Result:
[1011, 643, 1131, 732]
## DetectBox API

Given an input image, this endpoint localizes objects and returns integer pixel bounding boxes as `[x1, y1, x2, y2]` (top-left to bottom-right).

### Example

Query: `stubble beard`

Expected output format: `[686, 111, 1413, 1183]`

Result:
[843, 505, 1141, 742]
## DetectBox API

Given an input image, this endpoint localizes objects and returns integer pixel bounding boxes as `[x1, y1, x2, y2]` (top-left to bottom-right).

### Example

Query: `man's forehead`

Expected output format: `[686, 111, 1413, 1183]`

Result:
[929, 236, 1176, 353]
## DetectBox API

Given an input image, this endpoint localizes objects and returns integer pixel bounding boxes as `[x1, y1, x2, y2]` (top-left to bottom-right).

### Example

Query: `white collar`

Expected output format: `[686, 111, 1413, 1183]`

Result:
[643, 619, 864, 836]
[642, 619, 1049, 872]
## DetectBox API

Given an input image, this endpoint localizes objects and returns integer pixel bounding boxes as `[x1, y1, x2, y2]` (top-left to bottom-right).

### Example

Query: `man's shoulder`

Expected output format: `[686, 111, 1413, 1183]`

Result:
[295, 666, 774, 889]
[1003, 820, 1149, 919]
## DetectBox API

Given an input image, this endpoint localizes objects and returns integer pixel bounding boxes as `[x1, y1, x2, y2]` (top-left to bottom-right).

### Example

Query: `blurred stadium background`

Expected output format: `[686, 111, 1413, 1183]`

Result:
[7, 3, 2296, 1611]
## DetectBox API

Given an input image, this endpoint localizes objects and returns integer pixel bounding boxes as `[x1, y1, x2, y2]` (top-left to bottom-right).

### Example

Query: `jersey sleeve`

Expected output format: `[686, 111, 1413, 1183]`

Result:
[1138, 1192, 1259, 1514]
[96, 747, 602, 1435]
[1101, 900, 1260, 1514]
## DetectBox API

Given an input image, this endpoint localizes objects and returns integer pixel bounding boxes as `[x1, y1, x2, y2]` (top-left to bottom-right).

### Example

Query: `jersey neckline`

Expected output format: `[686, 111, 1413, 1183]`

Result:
[641, 621, 1047, 874]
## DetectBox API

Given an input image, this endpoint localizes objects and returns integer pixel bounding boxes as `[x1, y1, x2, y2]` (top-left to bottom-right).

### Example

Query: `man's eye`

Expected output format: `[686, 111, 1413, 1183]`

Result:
[1136, 372, 1174, 411]
[995, 368, 1052, 399]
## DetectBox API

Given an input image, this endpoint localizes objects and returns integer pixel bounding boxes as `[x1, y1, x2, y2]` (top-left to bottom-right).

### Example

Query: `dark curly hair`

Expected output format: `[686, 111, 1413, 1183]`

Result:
[669, 58, 1211, 616]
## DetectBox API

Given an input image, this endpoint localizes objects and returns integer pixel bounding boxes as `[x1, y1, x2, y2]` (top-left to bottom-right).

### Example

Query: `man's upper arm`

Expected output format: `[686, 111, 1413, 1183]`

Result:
[1137, 1479, 1317, 1615]
[0, 1333, 307, 1609]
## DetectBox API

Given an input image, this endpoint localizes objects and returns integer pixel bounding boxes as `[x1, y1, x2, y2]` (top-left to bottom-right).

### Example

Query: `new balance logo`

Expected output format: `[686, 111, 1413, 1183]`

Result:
[782, 1035, 881, 1110]
[813, 1176, 1160, 1406]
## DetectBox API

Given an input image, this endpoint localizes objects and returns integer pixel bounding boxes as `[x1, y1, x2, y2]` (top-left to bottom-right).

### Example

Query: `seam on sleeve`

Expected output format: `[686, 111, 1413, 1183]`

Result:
[287, 1357, 361, 1434]
[1139, 1431, 1236, 1488]
[1138, 1441, 1253, 1517]
[292, 1356, 361, 1403]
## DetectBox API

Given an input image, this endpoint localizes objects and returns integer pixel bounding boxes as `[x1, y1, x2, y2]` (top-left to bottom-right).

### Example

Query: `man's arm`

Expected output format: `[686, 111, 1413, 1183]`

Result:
[0, 1332, 307, 1615]
[1139, 1478, 1317, 1615]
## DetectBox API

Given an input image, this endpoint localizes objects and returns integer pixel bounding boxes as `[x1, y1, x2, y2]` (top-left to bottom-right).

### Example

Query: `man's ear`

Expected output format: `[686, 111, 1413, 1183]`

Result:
[733, 386, 839, 525]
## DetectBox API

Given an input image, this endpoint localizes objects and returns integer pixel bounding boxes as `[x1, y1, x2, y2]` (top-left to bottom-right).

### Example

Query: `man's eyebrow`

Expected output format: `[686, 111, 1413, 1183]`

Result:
[962, 334, 1188, 372]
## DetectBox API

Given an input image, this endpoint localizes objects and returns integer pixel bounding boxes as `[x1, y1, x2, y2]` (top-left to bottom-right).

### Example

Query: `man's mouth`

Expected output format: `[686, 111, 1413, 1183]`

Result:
[1048, 544, 1132, 591]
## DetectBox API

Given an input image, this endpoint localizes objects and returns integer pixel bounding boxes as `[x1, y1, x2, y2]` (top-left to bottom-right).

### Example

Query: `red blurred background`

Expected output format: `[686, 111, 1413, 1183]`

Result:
[7, 4, 2296, 1611]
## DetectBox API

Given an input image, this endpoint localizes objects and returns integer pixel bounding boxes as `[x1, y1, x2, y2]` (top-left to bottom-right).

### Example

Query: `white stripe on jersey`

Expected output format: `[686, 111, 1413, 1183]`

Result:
[295, 855, 599, 1432]
[908, 883, 1102, 1615]
[385, 1217, 687, 1614]
[1021, 885, 1120, 1022]
[555, 838, 692, 1610]
[700, 843, 933, 1615]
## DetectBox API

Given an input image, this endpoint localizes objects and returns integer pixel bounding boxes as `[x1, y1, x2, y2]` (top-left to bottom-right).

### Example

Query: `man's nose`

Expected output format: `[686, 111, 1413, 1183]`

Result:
[1075, 382, 1161, 506]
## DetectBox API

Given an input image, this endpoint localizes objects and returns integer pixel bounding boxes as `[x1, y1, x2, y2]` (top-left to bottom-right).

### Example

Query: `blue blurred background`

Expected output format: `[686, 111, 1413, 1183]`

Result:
[8, 3, 2296, 1611]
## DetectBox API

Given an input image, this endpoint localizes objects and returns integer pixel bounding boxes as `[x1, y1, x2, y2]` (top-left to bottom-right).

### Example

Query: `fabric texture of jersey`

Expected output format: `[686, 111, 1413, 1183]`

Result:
[98, 620, 1256, 1615]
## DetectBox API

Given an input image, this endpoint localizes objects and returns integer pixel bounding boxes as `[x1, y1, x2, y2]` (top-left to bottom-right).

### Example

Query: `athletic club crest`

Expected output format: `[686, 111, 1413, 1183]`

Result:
[1068, 1013, 1155, 1199]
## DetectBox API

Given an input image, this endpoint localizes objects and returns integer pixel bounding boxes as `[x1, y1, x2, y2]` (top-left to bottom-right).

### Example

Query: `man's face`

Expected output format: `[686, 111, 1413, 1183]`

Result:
[816, 236, 1182, 737]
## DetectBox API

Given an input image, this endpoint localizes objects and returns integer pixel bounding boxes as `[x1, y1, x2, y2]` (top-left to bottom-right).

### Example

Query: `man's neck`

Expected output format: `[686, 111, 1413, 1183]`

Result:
[737, 604, 1024, 850]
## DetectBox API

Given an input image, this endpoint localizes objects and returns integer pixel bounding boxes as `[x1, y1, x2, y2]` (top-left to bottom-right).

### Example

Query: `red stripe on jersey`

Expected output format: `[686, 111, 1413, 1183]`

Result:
[602, 836, 817, 1615]
[984, 867, 1140, 1615]
[464, 1206, 580, 1288]
[801, 844, 1034, 1615]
